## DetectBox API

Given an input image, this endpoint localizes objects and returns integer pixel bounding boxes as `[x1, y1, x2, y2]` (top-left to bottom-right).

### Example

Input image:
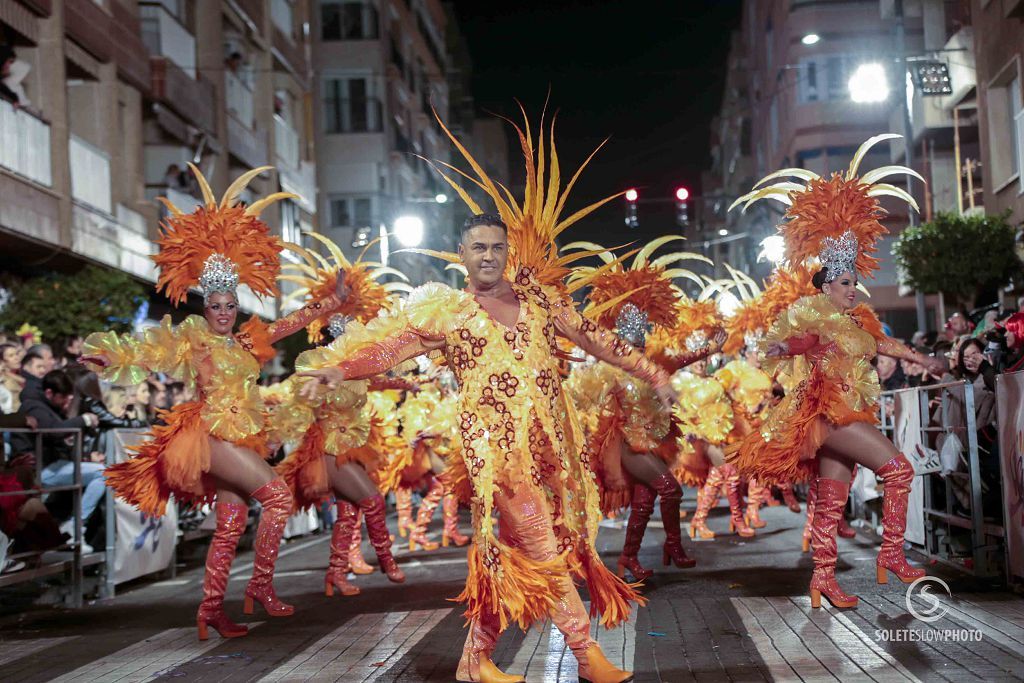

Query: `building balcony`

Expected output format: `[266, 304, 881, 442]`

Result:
[146, 185, 203, 220]
[278, 160, 316, 214]
[0, 99, 52, 187]
[69, 135, 112, 215]
[228, 116, 269, 170]
[71, 202, 158, 283]
[109, 0, 152, 93]
[17, 0, 52, 17]
[64, 0, 112, 63]
[234, 0, 264, 33]
[272, 27, 307, 84]
[225, 70, 256, 129]
[150, 56, 216, 134]
[139, 1, 196, 79]
[273, 114, 299, 170]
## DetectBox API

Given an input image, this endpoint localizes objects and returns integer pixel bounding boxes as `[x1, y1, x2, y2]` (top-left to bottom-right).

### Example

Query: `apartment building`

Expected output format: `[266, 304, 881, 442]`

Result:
[0, 0, 320, 318]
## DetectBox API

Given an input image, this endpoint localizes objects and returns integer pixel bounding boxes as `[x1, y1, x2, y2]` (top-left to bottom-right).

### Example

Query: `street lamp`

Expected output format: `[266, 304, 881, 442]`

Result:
[718, 228, 729, 237]
[848, 62, 890, 103]
[434, 193, 448, 204]
[801, 33, 821, 46]
[394, 215, 424, 247]
[758, 235, 786, 265]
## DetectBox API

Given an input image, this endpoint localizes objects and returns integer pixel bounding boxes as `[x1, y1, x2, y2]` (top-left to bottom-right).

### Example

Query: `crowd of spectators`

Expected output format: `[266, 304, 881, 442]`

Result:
[0, 329, 193, 565]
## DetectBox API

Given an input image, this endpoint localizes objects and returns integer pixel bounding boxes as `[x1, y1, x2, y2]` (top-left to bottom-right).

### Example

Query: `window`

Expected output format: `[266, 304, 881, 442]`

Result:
[281, 199, 302, 245]
[798, 55, 855, 104]
[986, 61, 1023, 188]
[321, 2, 379, 41]
[329, 196, 373, 227]
[323, 78, 382, 133]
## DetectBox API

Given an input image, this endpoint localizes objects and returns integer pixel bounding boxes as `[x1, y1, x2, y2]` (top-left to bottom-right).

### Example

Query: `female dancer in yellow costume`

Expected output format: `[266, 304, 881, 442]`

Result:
[727, 135, 946, 608]
[81, 166, 344, 639]
[564, 236, 722, 580]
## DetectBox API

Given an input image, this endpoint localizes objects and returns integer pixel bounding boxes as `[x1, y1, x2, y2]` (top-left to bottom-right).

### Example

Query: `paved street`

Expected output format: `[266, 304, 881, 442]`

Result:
[2, 500, 1023, 682]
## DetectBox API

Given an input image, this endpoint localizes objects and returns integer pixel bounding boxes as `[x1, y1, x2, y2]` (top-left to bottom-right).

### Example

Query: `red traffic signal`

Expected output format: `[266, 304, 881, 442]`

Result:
[675, 187, 690, 202]
[625, 188, 639, 202]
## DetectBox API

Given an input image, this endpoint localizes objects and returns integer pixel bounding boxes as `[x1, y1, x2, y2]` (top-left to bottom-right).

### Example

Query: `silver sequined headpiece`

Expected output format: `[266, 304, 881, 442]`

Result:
[615, 303, 650, 349]
[819, 230, 858, 283]
[743, 330, 764, 350]
[327, 314, 351, 339]
[199, 253, 239, 303]
[685, 329, 709, 353]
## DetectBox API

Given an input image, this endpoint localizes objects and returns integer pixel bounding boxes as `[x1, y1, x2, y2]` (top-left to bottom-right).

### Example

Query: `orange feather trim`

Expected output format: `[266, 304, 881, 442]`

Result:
[275, 422, 330, 511]
[400, 440, 435, 488]
[849, 303, 885, 341]
[673, 439, 710, 488]
[588, 268, 680, 331]
[305, 265, 392, 342]
[236, 317, 276, 365]
[569, 545, 647, 628]
[454, 539, 566, 632]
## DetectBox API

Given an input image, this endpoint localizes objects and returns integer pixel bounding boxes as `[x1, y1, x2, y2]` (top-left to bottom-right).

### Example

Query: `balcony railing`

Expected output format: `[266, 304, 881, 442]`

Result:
[69, 135, 112, 214]
[274, 115, 300, 169]
[271, 0, 295, 39]
[225, 70, 255, 129]
[0, 100, 52, 187]
[140, 2, 197, 79]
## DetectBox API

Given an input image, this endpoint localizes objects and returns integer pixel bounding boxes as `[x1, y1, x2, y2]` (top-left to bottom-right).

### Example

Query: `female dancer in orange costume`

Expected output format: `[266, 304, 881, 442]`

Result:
[727, 136, 946, 608]
[81, 166, 344, 639]
[300, 108, 663, 683]
[564, 236, 721, 581]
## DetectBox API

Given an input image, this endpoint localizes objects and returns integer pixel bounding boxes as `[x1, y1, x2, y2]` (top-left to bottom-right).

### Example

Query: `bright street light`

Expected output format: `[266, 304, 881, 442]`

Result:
[434, 193, 448, 204]
[801, 33, 821, 45]
[758, 235, 786, 264]
[718, 292, 741, 317]
[393, 215, 424, 247]
[625, 188, 639, 202]
[848, 62, 890, 103]
[718, 228, 729, 237]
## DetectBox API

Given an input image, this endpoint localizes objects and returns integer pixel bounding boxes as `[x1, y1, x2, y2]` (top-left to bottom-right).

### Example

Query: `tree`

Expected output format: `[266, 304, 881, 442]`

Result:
[892, 211, 1023, 308]
[0, 266, 147, 342]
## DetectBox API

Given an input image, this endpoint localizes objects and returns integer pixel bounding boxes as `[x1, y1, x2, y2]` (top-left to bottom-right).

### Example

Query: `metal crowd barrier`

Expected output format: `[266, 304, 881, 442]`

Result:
[0, 427, 96, 608]
[876, 380, 1003, 578]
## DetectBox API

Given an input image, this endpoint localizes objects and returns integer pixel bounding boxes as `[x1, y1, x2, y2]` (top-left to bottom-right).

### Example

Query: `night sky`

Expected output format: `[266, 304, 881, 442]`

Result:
[448, 0, 743, 240]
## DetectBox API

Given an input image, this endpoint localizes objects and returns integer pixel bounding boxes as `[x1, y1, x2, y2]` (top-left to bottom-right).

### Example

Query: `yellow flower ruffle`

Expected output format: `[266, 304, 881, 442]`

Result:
[82, 330, 149, 387]
[672, 371, 734, 445]
[715, 359, 772, 415]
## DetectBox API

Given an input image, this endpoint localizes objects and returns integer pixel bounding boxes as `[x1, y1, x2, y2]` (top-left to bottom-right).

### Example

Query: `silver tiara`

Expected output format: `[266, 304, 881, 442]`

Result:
[744, 330, 764, 350]
[685, 329, 709, 352]
[327, 314, 351, 339]
[199, 253, 239, 302]
[819, 230, 858, 282]
[615, 303, 650, 349]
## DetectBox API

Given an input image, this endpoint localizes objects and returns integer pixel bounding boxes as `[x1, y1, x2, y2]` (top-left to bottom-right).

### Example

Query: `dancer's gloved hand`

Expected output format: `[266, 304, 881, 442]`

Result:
[298, 367, 346, 399]
[654, 382, 678, 410]
[79, 353, 110, 368]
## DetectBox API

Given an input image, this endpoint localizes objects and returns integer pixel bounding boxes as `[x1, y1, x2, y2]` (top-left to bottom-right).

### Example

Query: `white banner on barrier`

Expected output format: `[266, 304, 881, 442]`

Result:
[109, 431, 179, 585]
[893, 391, 925, 546]
[996, 371, 1024, 580]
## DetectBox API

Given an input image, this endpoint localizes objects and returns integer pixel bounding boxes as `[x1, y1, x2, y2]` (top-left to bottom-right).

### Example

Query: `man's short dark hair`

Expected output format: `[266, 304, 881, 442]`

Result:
[42, 369, 73, 397]
[461, 213, 508, 239]
[21, 351, 43, 369]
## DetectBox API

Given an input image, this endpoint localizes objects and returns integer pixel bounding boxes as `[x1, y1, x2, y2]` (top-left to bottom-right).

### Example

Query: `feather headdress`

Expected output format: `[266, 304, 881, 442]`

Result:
[153, 164, 295, 305]
[280, 233, 412, 343]
[411, 103, 633, 293]
[730, 134, 923, 280]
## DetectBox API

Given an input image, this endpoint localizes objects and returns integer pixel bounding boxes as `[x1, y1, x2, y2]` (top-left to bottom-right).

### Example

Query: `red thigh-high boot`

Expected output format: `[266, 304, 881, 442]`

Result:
[617, 483, 655, 581]
[653, 472, 695, 568]
[197, 502, 249, 640]
[409, 478, 443, 551]
[326, 501, 360, 597]
[243, 479, 295, 617]
[837, 475, 856, 539]
[348, 511, 374, 575]
[802, 478, 818, 553]
[724, 465, 755, 538]
[360, 494, 406, 583]
[442, 493, 470, 547]
[689, 466, 723, 539]
[809, 478, 858, 608]
[745, 477, 768, 529]
[780, 482, 801, 513]
[395, 487, 414, 538]
[875, 454, 926, 584]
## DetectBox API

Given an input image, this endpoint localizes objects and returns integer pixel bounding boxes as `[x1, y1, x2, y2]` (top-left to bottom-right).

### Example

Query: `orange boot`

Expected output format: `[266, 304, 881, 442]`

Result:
[442, 493, 470, 547]
[745, 477, 768, 529]
[395, 487, 414, 538]
[243, 479, 295, 617]
[802, 478, 818, 553]
[724, 465, 755, 538]
[876, 454, 926, 584]
[780, 482, 802, 513]
[809, 478, 858, 609]
[197, 502, 249, 640]
[348, 511, 375, 575]
[577, 644, 633, 683]
[326, 501, 360, 597]
[361, 494, 406, 582]
[409, 478, 443, 551]
[689, 467, 722, 539]
[617, 483, 655, 581]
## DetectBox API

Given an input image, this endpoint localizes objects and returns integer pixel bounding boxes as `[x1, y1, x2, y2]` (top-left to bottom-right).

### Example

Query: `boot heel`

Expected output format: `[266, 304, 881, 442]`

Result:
[729, 519, 735, 533]
[442, 534, 449, 548]
[810, 589, 821, 609]
[802, 537, 810, 553]
[197, 619, 208, 641]
[876, 565, 888, 584]
[325, 580, 334, 597]
[243, 596, 255, 615]
[663, 548, 670, 566]
[616, 562, 626, 578]
[688, 526, 696, 539]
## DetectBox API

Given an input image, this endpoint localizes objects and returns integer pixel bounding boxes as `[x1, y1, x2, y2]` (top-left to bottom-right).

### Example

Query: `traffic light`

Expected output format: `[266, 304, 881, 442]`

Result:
[625, 188, 639, 228]
[675, 187, 689, 227]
